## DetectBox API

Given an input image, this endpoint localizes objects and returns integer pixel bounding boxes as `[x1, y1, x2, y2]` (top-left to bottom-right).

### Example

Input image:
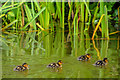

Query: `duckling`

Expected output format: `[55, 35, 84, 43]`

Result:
[14, 63, 29, 71]
[93, 58, 108, 66]
[47, 60, 62, 68]
[77, 54, 91, 61]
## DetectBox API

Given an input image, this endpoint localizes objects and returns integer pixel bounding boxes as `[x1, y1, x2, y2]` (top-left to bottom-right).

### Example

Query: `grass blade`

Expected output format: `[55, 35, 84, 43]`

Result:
[22, 7, 46, 30]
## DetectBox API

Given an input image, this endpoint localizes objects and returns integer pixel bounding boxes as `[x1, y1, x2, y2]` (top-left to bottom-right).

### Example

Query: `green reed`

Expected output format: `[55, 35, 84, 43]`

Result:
[62, 1, 65, 57]
[71, 2, 79, 56]
[101, 40, 109, 58]
[84, 0, 90, 49]
[92, 2, 99, 38]
[75, 16, 79, 57]
[92, 2, 99, 28]
[104, 5, 109, 39]
[68, 1, 73, 54]
[79, 2, 85, 55]
[100, 0, 109, 39]
[1, 1, 115, 57]
[100, 1, 104, 38]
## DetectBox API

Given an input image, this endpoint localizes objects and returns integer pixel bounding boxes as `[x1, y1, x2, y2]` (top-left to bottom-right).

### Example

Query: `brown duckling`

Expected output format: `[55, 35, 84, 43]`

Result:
[47, 60, 62, 68]
[14, 63, 29, 71]
[93, 58, 108, 66]
[77, 54, 91, 61]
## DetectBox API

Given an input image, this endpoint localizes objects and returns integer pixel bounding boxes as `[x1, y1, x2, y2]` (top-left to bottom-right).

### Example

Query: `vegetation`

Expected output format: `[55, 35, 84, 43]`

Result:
[1, 1, 120, 57]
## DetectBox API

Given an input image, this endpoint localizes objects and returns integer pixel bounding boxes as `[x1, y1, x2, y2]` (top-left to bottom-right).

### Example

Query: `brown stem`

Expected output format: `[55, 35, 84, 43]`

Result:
[20, 4, 25, 48]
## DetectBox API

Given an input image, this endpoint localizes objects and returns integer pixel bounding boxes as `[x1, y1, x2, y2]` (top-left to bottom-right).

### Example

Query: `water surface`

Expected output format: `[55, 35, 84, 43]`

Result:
[2, 40, 120, 78]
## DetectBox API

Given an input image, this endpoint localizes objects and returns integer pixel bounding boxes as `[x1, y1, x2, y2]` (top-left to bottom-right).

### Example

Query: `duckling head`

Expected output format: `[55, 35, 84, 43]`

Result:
[103, 58, 108, 63]
[22, 63, 29, 69]
[86, 54, 91, 59]
[57, 60, 62, 66]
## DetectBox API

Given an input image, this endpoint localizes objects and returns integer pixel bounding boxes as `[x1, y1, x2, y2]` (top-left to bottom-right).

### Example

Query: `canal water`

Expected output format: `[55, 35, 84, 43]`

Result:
[2, 40, 119, 78]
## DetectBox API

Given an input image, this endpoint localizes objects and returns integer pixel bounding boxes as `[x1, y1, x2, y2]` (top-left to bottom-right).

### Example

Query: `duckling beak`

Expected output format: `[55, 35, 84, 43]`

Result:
[87, 55, 91, 58]
[105, 60, 108, 63]
[59, 62, 62, 65]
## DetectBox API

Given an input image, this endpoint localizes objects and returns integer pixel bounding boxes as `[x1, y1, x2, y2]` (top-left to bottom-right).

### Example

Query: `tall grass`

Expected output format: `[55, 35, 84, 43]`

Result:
[1, 1, 116, 57]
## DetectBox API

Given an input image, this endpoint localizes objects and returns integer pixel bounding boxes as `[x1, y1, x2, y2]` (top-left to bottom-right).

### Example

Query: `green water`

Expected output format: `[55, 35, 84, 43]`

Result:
[2, 40, 120, 78]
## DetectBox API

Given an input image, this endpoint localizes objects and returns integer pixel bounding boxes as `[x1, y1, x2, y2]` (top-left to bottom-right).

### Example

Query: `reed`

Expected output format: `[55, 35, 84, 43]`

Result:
[84, 0, 90, 49]
[67, 1, 73, 56]
[84, 0, 91, 26]
[73, 16, 76, 56]
[92, 40, 101, 59]
[22, 6, 46, 30]
[1, 1, 118, 57]
[101, 39, 109, 58]
[92, 14, 105, 40]
[62, 1, 65, 57]
[104, 5, 109, 39]
[79, 2, 85, 55]
[81, 2, 84, 22]
[2, 20, 17, 30]
[68, 1, 73, 47]
[85, 1, 89, 23]
[92, 2, 99, 28]
[79, 22, 85, 55]
[2, 2, 23, 12]
[75, 16, 79, 57]
[100, 0, 106, 38]
[20, 4, 24, 48]
[71, 2, 79, 56]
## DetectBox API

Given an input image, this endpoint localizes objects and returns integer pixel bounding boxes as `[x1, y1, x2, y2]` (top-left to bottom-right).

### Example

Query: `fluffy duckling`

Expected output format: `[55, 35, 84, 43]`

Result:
[77, 54, 91, 61]
[14, 63, 29, 71]
[93, 58, 108, 66]
[47, 60, 62, 68]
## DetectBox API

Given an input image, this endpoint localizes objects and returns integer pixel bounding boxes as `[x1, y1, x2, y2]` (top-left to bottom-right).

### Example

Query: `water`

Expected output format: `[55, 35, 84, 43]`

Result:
[2, 40, 120, 78]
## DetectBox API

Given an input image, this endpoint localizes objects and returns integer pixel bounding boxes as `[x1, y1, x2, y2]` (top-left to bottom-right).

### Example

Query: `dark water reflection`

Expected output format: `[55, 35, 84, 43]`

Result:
[2, 40, 120, 78]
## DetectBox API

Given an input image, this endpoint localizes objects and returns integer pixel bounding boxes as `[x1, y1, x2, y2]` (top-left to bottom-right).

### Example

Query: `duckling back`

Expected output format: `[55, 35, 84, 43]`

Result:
[93, 58, 108, 66]
[14, 65, 24, 71]
[93, 60, 104, 66]
[47, 63, 57, 68]
[77, 55, 86, 61]
[14, 63, 29, 71]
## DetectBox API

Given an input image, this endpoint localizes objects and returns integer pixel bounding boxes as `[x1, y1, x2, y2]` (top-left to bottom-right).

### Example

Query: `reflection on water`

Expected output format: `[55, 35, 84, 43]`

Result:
[2, 40, 119, 78]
